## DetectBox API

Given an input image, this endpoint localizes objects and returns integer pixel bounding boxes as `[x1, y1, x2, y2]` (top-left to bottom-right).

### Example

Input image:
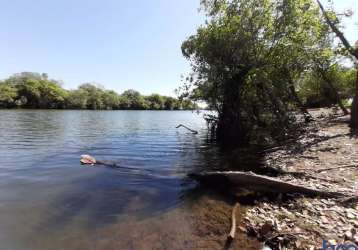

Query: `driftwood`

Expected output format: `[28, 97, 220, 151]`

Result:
[314, 164, 358, 173]
[228, 203, 239, 240]
[189, 171, 345, 198]
[276, 169, 340, 183]
[339, 196, 358, 206]
[264, 165, 340, 183]
[176, 124, 198, 134]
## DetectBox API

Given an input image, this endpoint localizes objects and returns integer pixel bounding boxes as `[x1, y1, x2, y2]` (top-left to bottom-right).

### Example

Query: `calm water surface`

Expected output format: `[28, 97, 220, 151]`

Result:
[0, 110, 238, 250]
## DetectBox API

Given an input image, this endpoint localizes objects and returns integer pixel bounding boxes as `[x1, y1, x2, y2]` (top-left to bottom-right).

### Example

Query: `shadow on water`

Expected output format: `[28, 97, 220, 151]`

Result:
[43, 168, 188, 230]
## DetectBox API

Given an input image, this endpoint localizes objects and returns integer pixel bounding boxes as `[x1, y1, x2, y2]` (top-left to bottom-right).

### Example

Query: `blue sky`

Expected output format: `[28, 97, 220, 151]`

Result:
[0, 0, 356, 96]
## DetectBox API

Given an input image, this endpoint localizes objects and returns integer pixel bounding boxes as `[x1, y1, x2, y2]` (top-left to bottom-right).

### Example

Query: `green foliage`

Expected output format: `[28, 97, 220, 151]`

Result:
[78, 83, 105, 110]
[4, 72, 68, 108]
[0, 82, 18, 108]
[67, 89, 88, 109]
[120, 89, 148, 110]
[181, 0, 342, 146]
[0, 72, 197, 111]
[38, 81, 68, 108]
[298, 66, 357, 108]
[163, 97, 181, 110]
[146, 94, 164, 110]
[102, 90, 121, 110]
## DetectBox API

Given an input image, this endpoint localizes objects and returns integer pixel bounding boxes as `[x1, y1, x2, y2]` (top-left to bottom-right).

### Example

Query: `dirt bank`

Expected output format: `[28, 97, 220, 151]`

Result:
[241, 109, 358, 249]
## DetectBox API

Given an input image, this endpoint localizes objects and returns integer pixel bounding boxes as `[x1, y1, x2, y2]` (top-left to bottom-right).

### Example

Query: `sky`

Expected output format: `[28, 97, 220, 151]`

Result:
[0, 0, 357, 96]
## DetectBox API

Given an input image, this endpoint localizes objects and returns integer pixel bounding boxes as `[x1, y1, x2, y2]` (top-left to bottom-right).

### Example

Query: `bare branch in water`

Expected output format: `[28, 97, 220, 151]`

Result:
[176, 124, 198, 134]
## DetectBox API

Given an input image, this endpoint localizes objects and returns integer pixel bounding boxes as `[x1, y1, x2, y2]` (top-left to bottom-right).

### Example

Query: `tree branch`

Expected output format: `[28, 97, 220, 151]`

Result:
[314, 164, 358, 173]
[228, 203, 239, 240]
[316, 0, 358, 60]
[176, 124, 198, 134]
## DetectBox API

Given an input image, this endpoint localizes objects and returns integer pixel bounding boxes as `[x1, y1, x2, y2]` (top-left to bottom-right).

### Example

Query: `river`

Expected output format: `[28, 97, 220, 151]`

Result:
[0, 110, 259, 250]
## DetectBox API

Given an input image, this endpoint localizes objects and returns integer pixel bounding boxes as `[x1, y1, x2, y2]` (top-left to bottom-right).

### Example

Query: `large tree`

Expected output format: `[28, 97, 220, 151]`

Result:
[316, 0, 358, 128]
[182, 0, 329, 146]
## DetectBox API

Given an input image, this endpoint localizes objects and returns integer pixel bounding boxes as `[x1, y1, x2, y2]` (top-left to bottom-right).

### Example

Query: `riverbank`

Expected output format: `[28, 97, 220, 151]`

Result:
[237, 108, 358, 249]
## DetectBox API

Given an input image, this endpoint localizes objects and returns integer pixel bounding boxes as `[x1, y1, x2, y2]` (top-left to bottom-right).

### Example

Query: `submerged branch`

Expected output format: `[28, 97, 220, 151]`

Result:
[176, 124, 198, 134]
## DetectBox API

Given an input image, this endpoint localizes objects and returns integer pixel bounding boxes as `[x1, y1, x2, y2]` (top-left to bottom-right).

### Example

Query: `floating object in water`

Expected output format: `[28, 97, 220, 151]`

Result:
[80, 154, 97, 165]
[80, 154, 118, 168]
[79, 155, 149, 172]
[176, 124, 198, 134]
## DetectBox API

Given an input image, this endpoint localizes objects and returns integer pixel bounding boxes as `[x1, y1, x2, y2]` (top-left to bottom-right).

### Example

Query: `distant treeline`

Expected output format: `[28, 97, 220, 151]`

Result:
[0, 72, 197, 110]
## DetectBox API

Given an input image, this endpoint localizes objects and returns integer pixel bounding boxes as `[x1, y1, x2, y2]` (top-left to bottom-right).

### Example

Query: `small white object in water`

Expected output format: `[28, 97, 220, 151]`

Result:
[80, 154, 96, 165]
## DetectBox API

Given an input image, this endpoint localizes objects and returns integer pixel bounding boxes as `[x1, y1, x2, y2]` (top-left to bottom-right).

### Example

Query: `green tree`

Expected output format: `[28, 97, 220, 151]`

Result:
[2, 72, 68, 108]
[146, 94, 165, 110]
[163, 97, 176, 110]
[67, 89, 88, 109]
[120, 89, 147, 109]
[316, 0, 358, 128]
[78, 83, 104, 110]
[102, 90, 121, 110]
[182, 0, 330, 145]
[38, 81, 68, 108]
[0, 72, 197, 111]
[0, 82, 18, 108]
[181, 99, 197, 110]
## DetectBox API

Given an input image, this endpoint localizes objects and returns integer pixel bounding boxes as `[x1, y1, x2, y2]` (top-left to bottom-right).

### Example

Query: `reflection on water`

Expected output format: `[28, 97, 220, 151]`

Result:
[0, 110, 235, 250]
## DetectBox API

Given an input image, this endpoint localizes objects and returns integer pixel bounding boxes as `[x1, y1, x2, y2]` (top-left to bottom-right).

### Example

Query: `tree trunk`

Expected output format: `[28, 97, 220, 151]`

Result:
[317, 67, 350, 115]
[317, 0, 358, 60]
[217, 94, 246, 146]
[286, 74, 313, 121]
[350, 69, 358, 129]
[325, 77, 349, 115]
[289, 85, 308, 114]
[216, 70, 250, 146]
[260, 82, 288, 124]
[316, 0, 358, 123]
[284, 69, 311, 118]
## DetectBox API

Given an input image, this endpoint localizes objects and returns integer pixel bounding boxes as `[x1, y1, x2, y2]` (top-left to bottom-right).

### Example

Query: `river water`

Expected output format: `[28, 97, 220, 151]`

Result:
[0, 110, 258, 250]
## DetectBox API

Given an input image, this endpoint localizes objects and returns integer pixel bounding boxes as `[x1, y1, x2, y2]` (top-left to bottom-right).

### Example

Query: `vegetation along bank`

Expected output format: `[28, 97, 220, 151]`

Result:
[0, 72, 197, 110]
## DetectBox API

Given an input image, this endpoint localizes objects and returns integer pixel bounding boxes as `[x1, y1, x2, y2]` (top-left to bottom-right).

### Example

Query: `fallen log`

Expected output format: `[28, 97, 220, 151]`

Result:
[189, 171, 345, 198]
[314, 164, 358, 173]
